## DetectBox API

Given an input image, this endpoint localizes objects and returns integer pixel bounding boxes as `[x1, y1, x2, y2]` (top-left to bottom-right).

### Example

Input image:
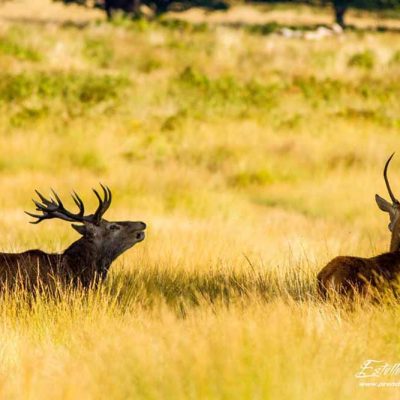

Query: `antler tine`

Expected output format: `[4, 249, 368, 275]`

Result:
[92, 187, 103, 207]
[35, 190, 55, 208]
[100, 183, 112, 209]
[51, 189, 64, 207]
[71, 191, 85, 217]
[102, 184, 112, 213]
[32, 199, 50, 213]
[106, 185, 112, 207]
[384, 153, 399, 204]
[92, 184, 112, 223]
[25, 211, 48, 224]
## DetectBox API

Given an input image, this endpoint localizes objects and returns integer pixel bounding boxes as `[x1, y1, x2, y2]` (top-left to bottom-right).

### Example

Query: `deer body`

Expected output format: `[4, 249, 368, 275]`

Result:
[0, 186, 146, 290]
[0, 250, 62, 289]
[317, 154, 400, 297]
[317, 252, 400, 297]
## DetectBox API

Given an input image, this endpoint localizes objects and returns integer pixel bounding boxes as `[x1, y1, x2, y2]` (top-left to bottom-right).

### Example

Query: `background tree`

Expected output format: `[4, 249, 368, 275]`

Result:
[55, 0, 227, 17]
[332, 0, 348, 26]
[330, 0, 400, 26]
[53, 0, 400, 26]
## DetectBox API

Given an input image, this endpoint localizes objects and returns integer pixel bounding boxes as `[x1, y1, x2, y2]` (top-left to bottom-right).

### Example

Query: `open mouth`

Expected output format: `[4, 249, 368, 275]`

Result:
[135, 231, 145, 241]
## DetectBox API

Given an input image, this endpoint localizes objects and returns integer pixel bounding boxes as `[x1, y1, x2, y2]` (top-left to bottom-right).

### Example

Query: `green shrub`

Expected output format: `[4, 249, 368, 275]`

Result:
[137, 57, 163, 73]
[69, 150, 107, 172]
[0, 26, 42, 62]
[390, 49, 400, 65]
[292, 76, 345, 102]
[0, 37, 41, 61]
[348, 50, 375, 70]
[161, 109, 188, 132]
[228, 169, 276, 188]
[10, 106, 48, 127]
[83, 38, 114, 68]
[174, 66, 278, 114]
[245, 22, 280, 35]
[0, 72, 129, 105]
[159, 19, 209, 33]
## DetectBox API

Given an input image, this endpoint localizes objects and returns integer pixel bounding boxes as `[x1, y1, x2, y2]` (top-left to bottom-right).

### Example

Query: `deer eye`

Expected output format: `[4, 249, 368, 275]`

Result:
[109, 224, 120, 231]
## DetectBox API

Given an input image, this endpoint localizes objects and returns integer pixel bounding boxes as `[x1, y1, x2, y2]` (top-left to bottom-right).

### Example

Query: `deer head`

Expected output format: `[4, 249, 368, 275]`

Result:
[375, 153, 400, 251]
[26, 185, 146, 262]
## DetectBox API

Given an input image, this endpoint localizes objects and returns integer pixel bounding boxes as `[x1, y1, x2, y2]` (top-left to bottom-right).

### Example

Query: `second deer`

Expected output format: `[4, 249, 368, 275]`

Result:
[317, 154, 400, 297]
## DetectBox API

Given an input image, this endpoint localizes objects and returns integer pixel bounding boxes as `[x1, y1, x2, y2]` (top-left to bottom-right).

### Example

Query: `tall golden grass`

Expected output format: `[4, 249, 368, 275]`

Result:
[0, 1, 399, 398]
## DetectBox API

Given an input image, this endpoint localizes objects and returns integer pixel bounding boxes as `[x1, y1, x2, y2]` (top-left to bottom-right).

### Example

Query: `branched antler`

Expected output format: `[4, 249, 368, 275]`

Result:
[93, 184, 112, 223]
[26, 184, 112, 225]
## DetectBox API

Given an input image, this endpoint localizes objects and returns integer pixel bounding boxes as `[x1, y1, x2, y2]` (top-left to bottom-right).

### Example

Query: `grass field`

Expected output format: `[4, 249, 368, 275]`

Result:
[0, 0, 400, 398]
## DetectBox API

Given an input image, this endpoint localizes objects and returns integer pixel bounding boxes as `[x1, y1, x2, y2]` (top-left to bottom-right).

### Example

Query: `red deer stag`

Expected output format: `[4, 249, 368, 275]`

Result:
[317, 154, 400, 297]
[0, 185, 146, 290]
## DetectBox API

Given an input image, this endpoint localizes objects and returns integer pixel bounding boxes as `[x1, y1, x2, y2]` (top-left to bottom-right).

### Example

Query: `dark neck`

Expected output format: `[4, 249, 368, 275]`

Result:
[390, 230, 400, 253]
[389, 217, 400, 252]
[62, 237, 114, 284]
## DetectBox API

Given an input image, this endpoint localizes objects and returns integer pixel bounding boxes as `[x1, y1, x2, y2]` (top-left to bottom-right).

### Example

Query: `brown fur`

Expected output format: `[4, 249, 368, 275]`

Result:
[317, 154, 400, 298]
[0, 250, 63, 291]
[317, 252, 400, 298]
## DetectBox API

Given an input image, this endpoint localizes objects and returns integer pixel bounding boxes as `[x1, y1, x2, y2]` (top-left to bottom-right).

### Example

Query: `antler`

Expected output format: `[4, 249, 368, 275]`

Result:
[25, 184, 112, 225]
[384, 153, 399, 205]
[93, 184, 112, 224]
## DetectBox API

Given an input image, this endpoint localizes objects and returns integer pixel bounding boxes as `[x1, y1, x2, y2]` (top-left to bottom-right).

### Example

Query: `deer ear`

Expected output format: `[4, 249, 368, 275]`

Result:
[71, 224, 87, 236]
[375, 194, 393, 213]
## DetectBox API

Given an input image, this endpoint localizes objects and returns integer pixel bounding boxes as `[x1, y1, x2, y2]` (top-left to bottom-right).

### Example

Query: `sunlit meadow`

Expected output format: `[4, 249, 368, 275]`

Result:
[0, 0, 399, 398]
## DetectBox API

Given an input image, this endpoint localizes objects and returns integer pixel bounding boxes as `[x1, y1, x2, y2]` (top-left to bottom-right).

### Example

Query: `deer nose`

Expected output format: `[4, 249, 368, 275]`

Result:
[139, 222, 146, 230]
[135, 231, 145, 241]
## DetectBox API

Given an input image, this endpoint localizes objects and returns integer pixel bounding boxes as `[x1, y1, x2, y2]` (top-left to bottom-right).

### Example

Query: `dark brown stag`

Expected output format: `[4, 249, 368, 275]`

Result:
[317, 154, 400, 297]
[0, 185, 146, 290]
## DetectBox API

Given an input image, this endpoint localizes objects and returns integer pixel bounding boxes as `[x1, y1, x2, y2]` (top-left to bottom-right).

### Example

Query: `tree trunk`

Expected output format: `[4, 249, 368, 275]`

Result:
[104, 0, 112, 19]
[333, 0, 348, 28]
[133, 0, 141, 15]
[153, 0, 171, 15]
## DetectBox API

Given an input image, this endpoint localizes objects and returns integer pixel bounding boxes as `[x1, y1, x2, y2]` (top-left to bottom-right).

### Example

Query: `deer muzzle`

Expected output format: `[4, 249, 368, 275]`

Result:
[135, 231, 145, 241]
[132, 222, 146, 242]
